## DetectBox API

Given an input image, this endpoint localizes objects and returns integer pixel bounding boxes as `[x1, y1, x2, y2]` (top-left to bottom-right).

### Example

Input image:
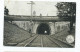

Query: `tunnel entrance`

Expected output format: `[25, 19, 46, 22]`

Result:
[37, 23, 50, 35]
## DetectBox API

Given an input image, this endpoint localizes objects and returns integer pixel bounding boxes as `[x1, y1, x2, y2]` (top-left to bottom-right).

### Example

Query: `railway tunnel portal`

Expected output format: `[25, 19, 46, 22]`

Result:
[32, 22, 55, 35]
[5, 15, 70, 35]
[37, 23, 51, 35]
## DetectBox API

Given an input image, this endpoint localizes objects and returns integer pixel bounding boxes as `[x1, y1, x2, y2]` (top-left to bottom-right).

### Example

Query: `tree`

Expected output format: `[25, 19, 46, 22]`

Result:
[56, 2, 76, 33]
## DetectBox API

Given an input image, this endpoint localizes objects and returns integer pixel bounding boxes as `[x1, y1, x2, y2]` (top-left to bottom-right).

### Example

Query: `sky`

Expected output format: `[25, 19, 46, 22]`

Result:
[4, 0, 58, 16]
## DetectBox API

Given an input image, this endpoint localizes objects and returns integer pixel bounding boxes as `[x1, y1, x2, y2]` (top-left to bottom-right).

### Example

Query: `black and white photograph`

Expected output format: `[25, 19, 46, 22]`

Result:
[4, 0, 76, 48]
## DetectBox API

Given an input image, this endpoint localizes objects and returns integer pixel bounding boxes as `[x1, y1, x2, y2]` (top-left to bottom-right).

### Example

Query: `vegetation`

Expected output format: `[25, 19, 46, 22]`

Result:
[56, 2, 76, 32]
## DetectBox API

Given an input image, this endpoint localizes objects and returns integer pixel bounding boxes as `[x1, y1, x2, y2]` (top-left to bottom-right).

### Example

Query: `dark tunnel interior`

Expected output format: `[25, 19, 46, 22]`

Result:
[37, 23, 50, 35]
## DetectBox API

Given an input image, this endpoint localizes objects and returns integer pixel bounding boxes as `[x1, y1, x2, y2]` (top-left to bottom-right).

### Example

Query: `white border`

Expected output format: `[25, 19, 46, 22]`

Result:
[0, 0, 80, 52]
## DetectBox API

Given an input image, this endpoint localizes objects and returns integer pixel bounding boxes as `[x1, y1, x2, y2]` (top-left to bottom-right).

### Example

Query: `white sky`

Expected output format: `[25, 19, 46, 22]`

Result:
[4, 0, 58, 16]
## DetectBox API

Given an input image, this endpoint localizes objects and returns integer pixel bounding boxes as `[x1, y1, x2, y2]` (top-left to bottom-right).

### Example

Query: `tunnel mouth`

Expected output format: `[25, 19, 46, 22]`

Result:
[37, 23, 50, 35]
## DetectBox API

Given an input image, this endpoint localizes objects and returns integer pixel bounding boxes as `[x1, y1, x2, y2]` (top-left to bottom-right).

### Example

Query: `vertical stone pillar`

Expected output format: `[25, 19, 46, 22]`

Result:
[54, 22, 56, 34]
[32, 22, 39, 34]
[49, 22, 55, 35]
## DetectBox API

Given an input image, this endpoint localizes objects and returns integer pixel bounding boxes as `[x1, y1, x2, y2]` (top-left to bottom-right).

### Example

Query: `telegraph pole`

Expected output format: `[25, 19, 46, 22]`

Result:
[27, 1, 35, 36]
[27, 1, 35, 19]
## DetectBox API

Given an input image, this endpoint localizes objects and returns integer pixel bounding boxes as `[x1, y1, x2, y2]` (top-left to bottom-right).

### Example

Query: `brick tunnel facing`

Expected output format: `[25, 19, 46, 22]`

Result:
[37, 23, 50, 35]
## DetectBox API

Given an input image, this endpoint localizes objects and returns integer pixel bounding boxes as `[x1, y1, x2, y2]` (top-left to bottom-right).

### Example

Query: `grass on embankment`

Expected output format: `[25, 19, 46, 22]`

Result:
[4, 21, 31, 46]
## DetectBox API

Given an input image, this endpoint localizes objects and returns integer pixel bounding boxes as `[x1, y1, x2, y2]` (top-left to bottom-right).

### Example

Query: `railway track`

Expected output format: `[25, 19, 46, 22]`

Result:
[16, 34, 74, 47]
[42, 35, 61, 47]
[46, 35, 74, 48]
[16, 35, 38, 47]
[26, 35, 42, 47]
